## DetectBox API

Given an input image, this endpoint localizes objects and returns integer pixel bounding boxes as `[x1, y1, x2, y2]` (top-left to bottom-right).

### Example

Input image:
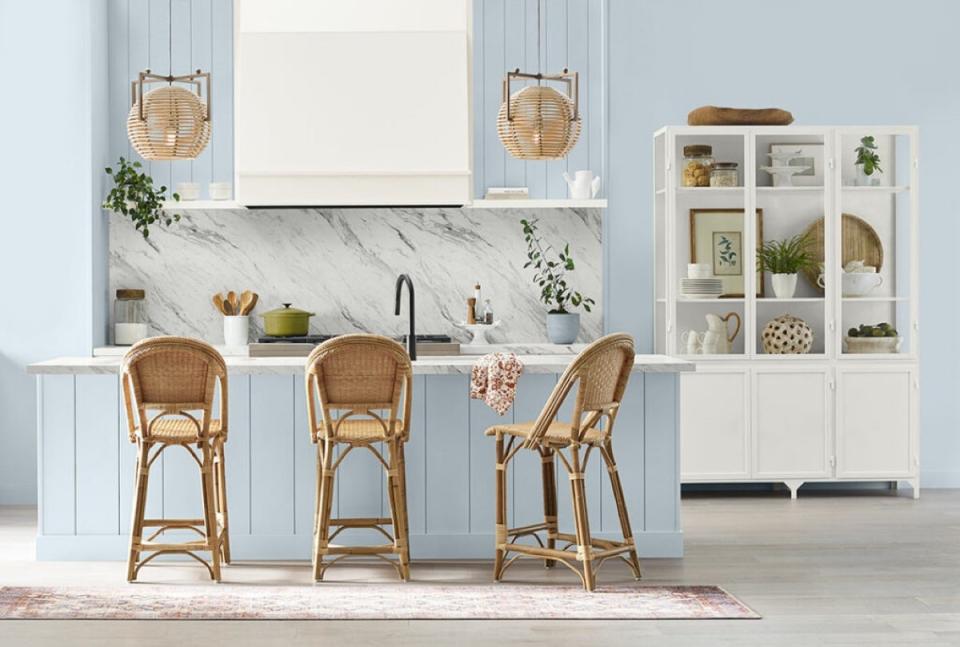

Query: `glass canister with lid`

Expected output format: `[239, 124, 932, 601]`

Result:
[681, 145, 714, 187]
[710, 162, 739, 187]
[114, 288, 148, 345]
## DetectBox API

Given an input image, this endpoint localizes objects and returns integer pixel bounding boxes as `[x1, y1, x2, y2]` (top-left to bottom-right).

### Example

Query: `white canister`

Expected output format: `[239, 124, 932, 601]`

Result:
[209, 182, 232, 200]
[223, 316, 250, 347]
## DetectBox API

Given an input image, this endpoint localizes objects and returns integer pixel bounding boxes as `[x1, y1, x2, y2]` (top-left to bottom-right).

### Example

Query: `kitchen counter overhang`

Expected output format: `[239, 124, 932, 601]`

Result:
[29, 351, 692, 562]
[28, 353, 694, 376]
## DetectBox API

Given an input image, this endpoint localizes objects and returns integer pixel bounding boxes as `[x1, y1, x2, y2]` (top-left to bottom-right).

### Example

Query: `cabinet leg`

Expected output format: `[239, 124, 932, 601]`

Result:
[908, 478, 920, 499]
[784, 480, 804, 500]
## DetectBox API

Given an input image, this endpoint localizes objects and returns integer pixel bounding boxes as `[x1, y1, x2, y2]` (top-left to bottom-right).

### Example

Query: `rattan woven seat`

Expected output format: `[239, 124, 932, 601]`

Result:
[149, 418, 224, 442]
[305, 334, 413, 582]
[121, 337, 231, 583]
[316, 418, 403, 443]
[484, 420, 604, 445]
[486, 333, 641, 592]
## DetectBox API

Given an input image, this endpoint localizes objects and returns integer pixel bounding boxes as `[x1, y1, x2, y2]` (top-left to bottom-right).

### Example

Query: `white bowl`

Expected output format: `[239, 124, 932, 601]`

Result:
[209, 182, 233, 200]
[176, 182, 201, 201]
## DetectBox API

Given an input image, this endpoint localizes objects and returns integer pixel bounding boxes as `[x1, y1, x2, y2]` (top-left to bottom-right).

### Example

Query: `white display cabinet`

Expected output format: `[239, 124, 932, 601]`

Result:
[655, 126, 919, 498]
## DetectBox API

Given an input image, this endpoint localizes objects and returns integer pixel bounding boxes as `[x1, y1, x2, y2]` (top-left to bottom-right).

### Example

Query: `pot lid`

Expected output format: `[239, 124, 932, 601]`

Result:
[260, 303, 315, 317]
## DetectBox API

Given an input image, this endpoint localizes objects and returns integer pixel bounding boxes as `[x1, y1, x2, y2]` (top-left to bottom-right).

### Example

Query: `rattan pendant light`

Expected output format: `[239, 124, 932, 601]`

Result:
[127, 1, 211, 161]
[497, 1, 581, 160]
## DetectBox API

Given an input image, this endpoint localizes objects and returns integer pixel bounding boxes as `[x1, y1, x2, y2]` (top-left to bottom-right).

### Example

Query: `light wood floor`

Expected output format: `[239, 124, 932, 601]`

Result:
[1, 489, 959, 646]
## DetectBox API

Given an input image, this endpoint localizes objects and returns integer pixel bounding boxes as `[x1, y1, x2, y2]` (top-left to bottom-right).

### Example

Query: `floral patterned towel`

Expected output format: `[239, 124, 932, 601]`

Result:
[470, 352, 524, 416]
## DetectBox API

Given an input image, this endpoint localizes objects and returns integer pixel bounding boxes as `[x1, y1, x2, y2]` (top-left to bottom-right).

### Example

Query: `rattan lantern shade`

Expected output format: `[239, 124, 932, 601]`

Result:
[497, 82, 581, 161]
[128, 85, 211, 161]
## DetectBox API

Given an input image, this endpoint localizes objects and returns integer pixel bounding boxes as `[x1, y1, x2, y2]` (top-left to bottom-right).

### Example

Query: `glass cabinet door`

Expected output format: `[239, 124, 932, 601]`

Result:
[752, 129, 831, 358]
[836, 128, 917, 358]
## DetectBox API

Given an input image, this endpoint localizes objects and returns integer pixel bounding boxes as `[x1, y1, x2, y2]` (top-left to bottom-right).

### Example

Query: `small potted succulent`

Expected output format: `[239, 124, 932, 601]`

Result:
[756, 232, 818, 298]
[521, 218, 595, 344]
[103, 157, 180, 240]
[854, 135, 883, 187]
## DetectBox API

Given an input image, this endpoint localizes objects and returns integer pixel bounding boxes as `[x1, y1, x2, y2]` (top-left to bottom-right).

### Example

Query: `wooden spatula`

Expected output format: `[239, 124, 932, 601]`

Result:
[212, 293, 226, 315]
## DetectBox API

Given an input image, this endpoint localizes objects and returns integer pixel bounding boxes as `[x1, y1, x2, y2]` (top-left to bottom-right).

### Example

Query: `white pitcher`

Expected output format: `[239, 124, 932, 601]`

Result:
[702, 312, 741, 354]
[562, 170, 601, 200]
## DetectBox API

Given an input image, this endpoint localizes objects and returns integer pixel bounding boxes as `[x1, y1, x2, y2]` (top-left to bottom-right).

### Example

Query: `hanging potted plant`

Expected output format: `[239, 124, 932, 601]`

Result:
[521, 218, 595, 344]
[854, 135, 883, 187]
[757, 232, 818, 298]
[103, 157, 180, 239]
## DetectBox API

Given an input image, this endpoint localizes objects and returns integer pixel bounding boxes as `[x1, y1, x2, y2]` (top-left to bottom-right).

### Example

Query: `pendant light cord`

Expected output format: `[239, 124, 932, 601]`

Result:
[537, 0, 542, 79]
[168, 0, 173, 83]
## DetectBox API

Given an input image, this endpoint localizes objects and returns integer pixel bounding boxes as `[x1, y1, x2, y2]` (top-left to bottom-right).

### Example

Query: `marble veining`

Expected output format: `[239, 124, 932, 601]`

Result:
[109, 208, 602, 344]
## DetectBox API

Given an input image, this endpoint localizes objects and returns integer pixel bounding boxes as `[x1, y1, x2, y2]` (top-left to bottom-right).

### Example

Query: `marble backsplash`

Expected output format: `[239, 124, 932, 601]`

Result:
[109, 207, 602, 344]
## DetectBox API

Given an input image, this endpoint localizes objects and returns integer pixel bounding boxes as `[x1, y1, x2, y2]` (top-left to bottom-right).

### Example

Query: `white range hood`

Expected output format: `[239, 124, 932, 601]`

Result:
[235, 0, 472, 206]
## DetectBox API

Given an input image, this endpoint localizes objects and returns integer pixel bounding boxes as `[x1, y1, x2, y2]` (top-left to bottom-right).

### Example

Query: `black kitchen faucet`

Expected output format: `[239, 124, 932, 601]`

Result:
[394, 273, 416, 360]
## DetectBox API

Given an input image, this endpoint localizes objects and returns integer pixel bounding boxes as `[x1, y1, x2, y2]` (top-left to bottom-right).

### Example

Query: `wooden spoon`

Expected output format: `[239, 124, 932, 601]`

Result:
[222, 298, 234, 316]
[226, 291, 238, 314]
[239, 290, 258, 315]
[212, 293, 226, 315]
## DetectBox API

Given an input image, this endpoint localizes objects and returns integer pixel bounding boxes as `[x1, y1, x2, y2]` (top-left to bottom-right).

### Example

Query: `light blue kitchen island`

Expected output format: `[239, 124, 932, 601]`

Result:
[28, 352, 692, 560]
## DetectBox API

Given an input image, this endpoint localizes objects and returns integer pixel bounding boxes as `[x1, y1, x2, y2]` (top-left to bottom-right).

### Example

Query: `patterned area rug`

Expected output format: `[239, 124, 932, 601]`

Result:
[0, 585, 758, 620]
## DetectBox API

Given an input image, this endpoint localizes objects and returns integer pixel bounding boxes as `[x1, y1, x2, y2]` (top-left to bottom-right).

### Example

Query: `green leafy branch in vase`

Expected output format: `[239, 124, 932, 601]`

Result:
[854, 135, 883, 177]
[103, 157, 180, 239]
[521, 218, 595, 314]
[756, 232, 818, 274]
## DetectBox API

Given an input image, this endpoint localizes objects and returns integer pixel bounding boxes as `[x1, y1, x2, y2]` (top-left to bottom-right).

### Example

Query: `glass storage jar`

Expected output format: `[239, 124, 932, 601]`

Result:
[681, 145, 714, 187]
[114, 288, 148, 346]
[710, 162, 739, 187]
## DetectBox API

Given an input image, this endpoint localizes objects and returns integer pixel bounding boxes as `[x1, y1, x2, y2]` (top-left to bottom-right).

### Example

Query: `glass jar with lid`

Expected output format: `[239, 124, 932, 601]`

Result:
[681, 145, 714, 187]
[114, 288, 148, 346]
[710, 162, 739, 187]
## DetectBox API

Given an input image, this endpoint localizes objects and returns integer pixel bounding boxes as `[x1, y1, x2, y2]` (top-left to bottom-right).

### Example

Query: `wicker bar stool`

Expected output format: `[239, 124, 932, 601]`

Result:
[485, 333, 641, 592]
[305, 334, 413, 582]
[121, 337, 231, 582]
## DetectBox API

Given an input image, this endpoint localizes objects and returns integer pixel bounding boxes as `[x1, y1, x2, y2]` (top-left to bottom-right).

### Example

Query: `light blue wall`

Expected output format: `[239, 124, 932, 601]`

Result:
[606, 0, 959, 485]
[0, 0, 108, 503]
[473, 0, 605, 199]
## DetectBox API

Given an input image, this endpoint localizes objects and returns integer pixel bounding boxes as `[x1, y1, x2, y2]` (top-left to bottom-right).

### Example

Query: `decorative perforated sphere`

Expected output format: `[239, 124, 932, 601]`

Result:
[497, 86, 581, 160]
[762, 314, 814, 354]
[127, 86, 211, 161]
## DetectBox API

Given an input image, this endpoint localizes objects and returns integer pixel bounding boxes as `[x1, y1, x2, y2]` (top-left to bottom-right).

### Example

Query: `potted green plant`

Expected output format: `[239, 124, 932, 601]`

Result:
[521, 218, 595, 344]
[756, 232, 818, 298]
[103, 157, 180, 240]
[854, 135, 883, 186]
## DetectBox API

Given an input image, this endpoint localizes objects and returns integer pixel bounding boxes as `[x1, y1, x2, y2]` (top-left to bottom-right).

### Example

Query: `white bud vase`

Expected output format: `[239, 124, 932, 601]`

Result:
[771, 273, 798, 299]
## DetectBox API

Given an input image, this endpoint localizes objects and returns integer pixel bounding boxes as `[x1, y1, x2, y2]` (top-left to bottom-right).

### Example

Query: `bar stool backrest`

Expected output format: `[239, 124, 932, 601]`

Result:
[305, 334, 413, 442]
[527, 333, 635, 445]
[121, 336, 228, 442]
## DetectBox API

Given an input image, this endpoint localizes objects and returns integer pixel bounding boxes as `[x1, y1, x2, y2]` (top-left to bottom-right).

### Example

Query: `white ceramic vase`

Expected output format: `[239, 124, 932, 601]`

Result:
[546, 312, 580, 344]
[223, 315, 250, 347]
[771, 273, 798, 298]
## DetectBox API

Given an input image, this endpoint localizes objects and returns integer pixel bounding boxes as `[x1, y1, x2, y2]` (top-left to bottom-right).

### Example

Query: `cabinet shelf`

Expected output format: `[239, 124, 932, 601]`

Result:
[756, 186, 824, 193]
[758, 297, 825, 303]
[841, 185, 910, 193]
[163, 200, 245, 210]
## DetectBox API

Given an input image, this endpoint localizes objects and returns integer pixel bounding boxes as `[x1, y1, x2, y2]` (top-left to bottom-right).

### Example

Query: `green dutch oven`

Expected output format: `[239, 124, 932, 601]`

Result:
[259, 303, 315, 337]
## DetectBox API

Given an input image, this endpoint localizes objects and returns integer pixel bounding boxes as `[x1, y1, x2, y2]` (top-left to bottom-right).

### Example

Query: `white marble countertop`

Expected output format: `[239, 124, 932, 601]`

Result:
[29, 353, 694, 376]
[91, 343, 587, 358]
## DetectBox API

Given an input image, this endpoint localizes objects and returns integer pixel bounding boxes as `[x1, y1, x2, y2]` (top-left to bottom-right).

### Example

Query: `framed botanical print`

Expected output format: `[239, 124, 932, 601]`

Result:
[770, 143, 824, 187]
[689, 208, 764, 297]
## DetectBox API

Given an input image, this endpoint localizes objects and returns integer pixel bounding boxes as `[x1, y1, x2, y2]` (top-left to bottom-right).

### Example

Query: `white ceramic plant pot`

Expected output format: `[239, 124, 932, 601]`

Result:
[771, 273, 798, 298]
[546, 312, 580, 344]
[223, 315, 250, 347]
[855, 166, 881, 187]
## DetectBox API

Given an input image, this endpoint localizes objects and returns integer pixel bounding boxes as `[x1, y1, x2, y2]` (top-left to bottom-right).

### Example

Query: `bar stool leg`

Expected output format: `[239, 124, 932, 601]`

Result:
[569, 447, 595, 592]
[215, 440, 231, 564]
[602, 442, 641, 580]
[127, 441, 151, 582]
[540, 447, 557, 568]
[493, 433, 508, 581]
[200, 444, 222, 582]
[313, 438, 336, 582]
[386, 439, 410, 581]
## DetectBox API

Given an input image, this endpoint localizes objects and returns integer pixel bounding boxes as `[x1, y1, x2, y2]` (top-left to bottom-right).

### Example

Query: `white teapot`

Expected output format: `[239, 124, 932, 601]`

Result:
[562, 170, 601, 200]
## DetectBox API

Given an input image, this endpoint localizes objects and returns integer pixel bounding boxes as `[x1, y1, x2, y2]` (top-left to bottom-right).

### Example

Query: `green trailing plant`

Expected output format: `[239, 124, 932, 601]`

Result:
[521, 218, 595, 314]
[103, 157, 180, 239]
[756, 232, 818, 275]
[854, 135, 883, 177]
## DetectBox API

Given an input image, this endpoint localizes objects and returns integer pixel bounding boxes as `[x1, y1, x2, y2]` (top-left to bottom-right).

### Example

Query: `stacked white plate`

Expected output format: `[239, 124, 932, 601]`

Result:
[680, 278, 723, 299]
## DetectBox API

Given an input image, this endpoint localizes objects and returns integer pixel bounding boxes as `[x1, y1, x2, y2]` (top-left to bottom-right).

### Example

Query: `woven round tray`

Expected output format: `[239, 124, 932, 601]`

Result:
[802, 213, 883, 292]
